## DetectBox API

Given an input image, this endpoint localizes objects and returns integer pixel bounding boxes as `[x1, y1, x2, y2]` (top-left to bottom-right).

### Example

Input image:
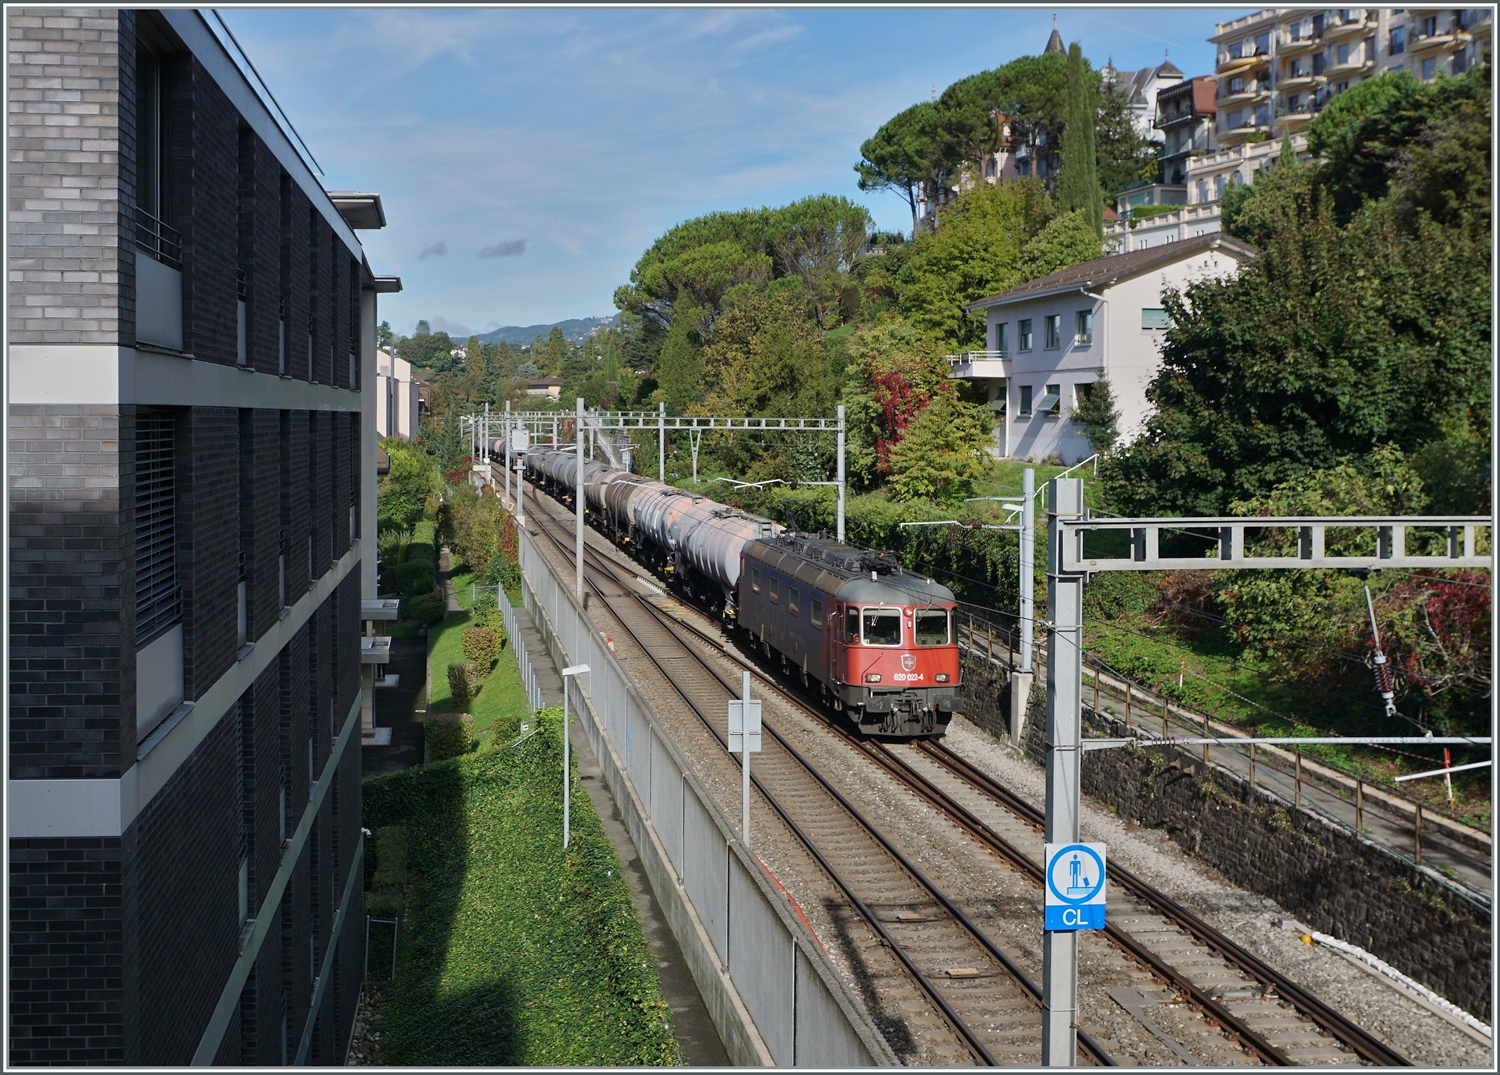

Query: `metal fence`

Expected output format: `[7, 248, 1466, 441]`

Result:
[518, 527, 890, 1067]
[498, 592, 543, 712]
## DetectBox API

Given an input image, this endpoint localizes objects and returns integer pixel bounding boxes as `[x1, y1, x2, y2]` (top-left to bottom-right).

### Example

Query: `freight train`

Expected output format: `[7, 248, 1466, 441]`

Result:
[502, 445, 961, 738]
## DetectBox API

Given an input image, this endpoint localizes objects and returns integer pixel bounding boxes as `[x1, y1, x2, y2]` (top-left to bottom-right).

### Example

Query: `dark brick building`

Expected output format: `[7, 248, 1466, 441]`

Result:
[8, 8, 398, 1064]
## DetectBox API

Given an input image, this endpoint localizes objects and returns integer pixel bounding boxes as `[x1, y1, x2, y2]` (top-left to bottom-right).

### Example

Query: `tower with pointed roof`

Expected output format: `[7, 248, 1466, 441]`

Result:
[1045, 12, 1065, 54]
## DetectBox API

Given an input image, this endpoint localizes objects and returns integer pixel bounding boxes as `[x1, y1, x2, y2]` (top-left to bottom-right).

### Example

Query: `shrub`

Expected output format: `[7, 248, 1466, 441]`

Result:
[367, 825, 408, 919]
[461, 627, 501, 670]
[469, 592, 511, 645]
[426, 713, 474, 761]
[402, 591, 446, 625]
[446, 661, 480, 707]
[393, 560, 436, 597]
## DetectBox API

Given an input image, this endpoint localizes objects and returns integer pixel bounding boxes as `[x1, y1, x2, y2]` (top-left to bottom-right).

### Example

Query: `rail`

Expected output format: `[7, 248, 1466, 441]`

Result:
[133, 205, 182, 270]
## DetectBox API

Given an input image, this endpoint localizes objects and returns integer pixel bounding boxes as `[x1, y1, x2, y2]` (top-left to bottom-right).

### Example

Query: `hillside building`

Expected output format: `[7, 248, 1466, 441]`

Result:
[8, 7, 398, 1064]
[375, 349, 421, 441]
[949, 234, 1256, 463]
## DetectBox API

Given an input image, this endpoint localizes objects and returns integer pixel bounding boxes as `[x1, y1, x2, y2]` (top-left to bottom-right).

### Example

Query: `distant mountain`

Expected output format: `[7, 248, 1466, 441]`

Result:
[476, 315, 619, 346]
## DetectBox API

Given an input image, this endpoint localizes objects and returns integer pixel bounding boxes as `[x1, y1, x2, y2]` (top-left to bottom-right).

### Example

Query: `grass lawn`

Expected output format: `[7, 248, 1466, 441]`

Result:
[427, 608, 529, 748]
[362, 719, 681, 1066]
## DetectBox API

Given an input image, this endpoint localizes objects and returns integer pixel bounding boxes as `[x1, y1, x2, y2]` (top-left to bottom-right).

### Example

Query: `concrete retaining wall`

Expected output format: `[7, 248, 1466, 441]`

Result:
[518, 528, 895, 1066]
[987, 672, 1493, 1021]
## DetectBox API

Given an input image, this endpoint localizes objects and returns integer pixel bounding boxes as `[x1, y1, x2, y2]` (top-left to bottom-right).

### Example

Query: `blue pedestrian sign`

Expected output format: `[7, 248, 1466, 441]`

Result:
[1044, 843, 1106, 930]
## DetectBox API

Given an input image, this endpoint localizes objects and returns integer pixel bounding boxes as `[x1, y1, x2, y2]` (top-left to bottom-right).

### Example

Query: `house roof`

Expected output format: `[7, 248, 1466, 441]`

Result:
[528, 377, 563, 387]
[963, 233, 1257, 311]
[1045, 27, 1065, 54]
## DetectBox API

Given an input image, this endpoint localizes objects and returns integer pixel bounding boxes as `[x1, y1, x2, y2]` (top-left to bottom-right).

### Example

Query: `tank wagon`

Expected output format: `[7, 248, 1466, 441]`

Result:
[511, 447, 961, 738]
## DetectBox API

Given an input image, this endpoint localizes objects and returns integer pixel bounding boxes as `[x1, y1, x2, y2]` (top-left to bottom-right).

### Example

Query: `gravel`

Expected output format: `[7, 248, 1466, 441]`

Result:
[942, 716, 1493, 1068]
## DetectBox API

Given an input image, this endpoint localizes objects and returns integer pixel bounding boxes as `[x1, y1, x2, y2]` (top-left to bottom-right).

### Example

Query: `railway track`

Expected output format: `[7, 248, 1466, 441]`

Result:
[526, 493, 1110, 1066]
[524, 488, 1409, 1067]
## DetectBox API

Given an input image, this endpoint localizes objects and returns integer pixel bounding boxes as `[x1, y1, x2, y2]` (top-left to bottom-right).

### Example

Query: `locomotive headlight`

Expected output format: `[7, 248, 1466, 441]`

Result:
[864, 674, 882, 683]
[935, 673, 950, 683]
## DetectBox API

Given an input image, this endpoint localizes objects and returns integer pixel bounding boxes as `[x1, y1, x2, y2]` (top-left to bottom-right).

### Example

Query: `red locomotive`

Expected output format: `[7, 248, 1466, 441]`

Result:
[738, 532, 961, 738]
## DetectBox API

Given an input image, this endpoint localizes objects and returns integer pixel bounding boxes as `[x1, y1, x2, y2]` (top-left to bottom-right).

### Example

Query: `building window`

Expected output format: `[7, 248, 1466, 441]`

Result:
[1142, 307, 1171, 330]
[1044, 314, 1061, 349]
[1039, 384, 1062, 416]
[1227, 108, 1244, 130]
[1254, 31, 1269, 55]
[1390, 25, 1405, 53]
[1422, 56, 1438, 79]
[1019, 385, 1033, 417]
[996, 322, 1009, 355]
[135, 410, 179, 641]
[1018, 319, 1033, 351]
[1075, 309, 1093, 345]
[132, 43, 179, 268]
[1214, 174, 1226, 200]
[1196, 178, 1209, 203]
[1422, 15, 1438, 36]
[1337, 43, 1350, 64]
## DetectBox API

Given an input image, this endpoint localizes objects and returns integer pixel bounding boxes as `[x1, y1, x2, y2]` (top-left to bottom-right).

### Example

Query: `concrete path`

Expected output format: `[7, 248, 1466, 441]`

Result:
[512, 607, 563, 708]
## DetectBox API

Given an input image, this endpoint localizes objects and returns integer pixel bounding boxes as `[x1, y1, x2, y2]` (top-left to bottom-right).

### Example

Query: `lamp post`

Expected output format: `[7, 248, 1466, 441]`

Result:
[561, 664, 590, 848]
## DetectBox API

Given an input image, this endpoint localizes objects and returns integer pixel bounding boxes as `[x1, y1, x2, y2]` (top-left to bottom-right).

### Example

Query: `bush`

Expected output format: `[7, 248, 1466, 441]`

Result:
[469, 591, 512, 645]
[426, 713, 474, 761]
[461, 627, 502, 671]
[402, 591, 446, 625]
[393, 560, 436, 597]
[447, 661, 481, 707]
[367, 825, 409, 919]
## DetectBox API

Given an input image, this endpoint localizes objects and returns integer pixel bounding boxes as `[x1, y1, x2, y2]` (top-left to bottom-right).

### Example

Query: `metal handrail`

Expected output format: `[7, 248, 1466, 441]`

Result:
[133, 205, 182, 269]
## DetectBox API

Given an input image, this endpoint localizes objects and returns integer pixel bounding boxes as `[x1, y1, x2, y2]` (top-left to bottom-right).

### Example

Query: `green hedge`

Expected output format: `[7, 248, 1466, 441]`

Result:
[361, 717, 681, 1065]
[393, 560, 437, 597]
[446, 661, 480, 707]
[426, 714, 474, 761]
[461, 627, 502, 670]
[367, 826, 409, 919]
[402, 590, 446, 624]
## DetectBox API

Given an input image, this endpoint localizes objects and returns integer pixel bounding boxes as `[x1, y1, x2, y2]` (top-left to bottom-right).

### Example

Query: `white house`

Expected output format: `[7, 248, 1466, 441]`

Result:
[952, 233, 1257, 464]
[376, 348, 421, 440]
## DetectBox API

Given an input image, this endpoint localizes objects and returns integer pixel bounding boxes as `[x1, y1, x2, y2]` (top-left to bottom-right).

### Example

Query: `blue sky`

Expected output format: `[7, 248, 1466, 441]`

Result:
[217, 4, 1246, 336]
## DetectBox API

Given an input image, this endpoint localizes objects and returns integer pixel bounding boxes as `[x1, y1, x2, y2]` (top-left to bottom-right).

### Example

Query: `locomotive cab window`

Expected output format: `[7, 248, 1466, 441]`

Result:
[862, 608, 902, 646]
[751, 568, 760, 592]
[843, 608, 860, 644]
[915, 609, 951, 646]
[810, 599, 823, 628]
[788, 587, 799, 615]
[769, 576, 779, 602]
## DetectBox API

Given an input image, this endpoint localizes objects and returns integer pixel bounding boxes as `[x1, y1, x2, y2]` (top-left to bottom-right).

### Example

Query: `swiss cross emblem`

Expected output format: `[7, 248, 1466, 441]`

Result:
[901, 654, 917, 672]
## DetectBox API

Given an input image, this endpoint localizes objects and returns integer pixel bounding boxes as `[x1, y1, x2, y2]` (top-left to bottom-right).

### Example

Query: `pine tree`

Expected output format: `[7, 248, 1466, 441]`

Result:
[1059, 42, 1103, 237]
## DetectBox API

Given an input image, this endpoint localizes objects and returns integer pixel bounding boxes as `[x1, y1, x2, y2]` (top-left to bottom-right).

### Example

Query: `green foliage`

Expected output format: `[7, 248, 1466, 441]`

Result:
[885, 393, 994, 503]
[461, 627, 502, 670]
[1058, 43, 1103, 235]
[1105, 193, 1491, 517]
[1069, 377, 1120, 456]
[843, 318, 954, 477]
[855, 101, 947, 239]
[402, 591, 447, 625]
[361, 720, 680, 1066]
[392, 560, 437, 598]
[444, 483, 505, 575]
[447, 661, 481, 708]
[367, 826, 409, 919]
[1097, 77, 1162, 190]
[870, 179, 1051, 345]
[1016, 208, 1104, 280]
[379, 442, 440, 533]
[653, 301, 705, 415]
[425, 713, 474, 761]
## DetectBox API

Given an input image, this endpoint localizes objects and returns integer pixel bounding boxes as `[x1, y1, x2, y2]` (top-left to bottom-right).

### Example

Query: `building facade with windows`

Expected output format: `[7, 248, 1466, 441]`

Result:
[1106, 7, 1490, 252]
[950, 235, 1256, 463]
[8, 8, 398, 1065]
[375, 349, 420, 441]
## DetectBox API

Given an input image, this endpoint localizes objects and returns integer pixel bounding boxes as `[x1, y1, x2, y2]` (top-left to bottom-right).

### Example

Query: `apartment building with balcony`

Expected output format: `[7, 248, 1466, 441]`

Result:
[8, 8, 399, 1065]
[950, 234, 1256, 463]
[1106, 7, 1489, 253]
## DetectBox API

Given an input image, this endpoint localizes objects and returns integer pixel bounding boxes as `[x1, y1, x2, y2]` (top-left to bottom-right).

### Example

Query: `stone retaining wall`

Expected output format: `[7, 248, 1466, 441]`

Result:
[960, 658, 1491, 1020]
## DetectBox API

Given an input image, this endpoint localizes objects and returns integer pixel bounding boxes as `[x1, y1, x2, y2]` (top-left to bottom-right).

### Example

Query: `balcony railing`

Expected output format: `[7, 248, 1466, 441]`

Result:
[946, 350, 1008, 368]
[133, 206, 182, 270]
